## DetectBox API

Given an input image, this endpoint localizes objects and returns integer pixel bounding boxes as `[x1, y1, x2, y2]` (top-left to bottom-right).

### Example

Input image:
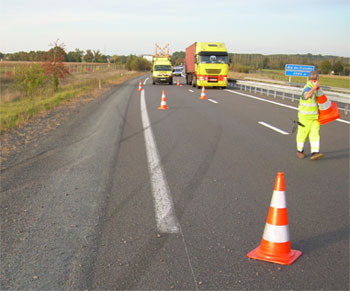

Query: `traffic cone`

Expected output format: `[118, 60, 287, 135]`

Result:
[316, 88, 340, 125]
[247, 172, 302, 265]
[158, 90, 168, 110]
[138, 80, 143, 91]
[200, 86, 207, 100]
[177, 78, 180, 86]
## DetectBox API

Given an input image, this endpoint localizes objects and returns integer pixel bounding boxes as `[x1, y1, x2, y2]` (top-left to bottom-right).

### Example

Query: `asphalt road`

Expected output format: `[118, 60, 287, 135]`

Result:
[1, 76, 349, 290]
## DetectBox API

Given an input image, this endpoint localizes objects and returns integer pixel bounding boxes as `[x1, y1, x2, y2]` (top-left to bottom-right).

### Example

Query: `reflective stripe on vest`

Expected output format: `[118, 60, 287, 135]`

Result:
[299, 81, 318, 116]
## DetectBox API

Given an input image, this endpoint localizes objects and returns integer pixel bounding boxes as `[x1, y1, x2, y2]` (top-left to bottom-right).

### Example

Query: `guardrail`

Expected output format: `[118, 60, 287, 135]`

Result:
[228, 79, 350, 115]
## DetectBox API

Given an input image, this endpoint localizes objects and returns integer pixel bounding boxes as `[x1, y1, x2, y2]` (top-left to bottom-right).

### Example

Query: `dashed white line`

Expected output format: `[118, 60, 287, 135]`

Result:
[189, 89, 194, 93]
[140, 90, 179, 234]
[258, 121, 289, 135]
[208, 99, 218, 104]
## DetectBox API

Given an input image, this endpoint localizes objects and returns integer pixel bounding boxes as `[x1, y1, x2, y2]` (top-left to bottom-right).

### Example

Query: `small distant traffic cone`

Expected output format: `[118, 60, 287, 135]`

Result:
[177, 78, 180, 86]
[247, 172, 302, 265]
[316, 88, 340, 125]
[158, 90, 168, 110]
[200, 86, 207, 100]
[138, 80, 143, 91]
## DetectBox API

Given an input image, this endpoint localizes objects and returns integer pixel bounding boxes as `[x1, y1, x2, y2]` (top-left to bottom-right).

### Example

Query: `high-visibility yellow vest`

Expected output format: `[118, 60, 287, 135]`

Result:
[298, 81, 319, 120]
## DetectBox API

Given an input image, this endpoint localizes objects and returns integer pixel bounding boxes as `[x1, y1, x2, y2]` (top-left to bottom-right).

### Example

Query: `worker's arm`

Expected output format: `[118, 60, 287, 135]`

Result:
[303, 81, 320, 99]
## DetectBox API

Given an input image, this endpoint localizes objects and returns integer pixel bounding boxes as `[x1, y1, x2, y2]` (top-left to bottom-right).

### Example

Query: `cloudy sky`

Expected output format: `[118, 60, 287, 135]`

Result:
[1, 0, 349, 56]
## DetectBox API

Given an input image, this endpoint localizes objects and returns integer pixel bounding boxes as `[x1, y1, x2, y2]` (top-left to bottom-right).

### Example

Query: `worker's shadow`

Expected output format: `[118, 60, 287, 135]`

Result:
[293, 226, 349, 254]
[322, 149, 349, 160]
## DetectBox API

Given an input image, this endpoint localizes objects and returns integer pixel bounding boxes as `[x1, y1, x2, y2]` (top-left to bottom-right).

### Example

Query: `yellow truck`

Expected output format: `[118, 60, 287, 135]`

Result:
[185, 42, 230, 88]
[152, 43, 173, 85]
[152, 57, 173, 85]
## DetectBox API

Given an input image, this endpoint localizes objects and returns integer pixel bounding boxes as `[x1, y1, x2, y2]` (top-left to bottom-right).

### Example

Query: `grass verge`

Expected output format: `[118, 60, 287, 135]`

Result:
[229, 69, 350, 89]
[0, 70, 144, 134]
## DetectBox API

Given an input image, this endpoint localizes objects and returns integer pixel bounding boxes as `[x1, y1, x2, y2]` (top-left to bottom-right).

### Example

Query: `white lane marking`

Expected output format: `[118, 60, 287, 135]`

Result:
[225, 89, 298, 110]
[143, 77, 149, 85]
[258, 121, 289, 135]
[208, 99, 218, 104]
[140, 90, 198, 289]
[189, 89, 194, 93]
[336, 118, 350, 125]
[225, 89, 350, 125]
[140, 90, 179, 233]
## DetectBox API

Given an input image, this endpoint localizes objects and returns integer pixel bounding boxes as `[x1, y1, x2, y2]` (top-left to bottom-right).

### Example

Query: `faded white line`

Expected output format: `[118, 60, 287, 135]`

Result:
[189, 89, 194, 93]
[140, 90, 179, 233]
[208, 99, 218, 104]
[258, 121, 289, 135]
[225, 89, 350, 125]
[225, 89, 298, 110]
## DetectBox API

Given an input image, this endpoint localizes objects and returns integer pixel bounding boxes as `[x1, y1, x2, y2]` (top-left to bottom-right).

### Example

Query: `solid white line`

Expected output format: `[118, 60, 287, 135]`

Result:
[143, 77, 149, 85]
[225, 89, 298, 110]
[225, 89, 350, 125]
[189, 89, 194, 93]
[258, 121, 289, 135]
[140, 90, 179, 233]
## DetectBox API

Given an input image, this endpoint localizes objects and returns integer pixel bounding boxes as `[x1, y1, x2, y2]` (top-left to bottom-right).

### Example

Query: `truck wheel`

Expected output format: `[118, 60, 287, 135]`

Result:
[192, 76, 196, 87]
[153, 80, 155, 85]
[169, 79, 173, 85]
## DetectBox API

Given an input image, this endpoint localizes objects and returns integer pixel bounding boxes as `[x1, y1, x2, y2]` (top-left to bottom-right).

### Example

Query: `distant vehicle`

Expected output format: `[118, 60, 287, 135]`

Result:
[152, 43, 173, 85]
[185, 42, 229, 89]
[173, 67, 183, 77]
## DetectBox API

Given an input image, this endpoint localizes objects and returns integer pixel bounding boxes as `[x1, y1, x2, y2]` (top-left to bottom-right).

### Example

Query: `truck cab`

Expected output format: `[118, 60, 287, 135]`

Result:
[186, 42, 229, 89]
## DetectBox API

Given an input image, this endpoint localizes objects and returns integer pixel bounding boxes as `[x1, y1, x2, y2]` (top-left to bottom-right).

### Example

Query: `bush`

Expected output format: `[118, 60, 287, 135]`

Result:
[13, 64, 47, 97]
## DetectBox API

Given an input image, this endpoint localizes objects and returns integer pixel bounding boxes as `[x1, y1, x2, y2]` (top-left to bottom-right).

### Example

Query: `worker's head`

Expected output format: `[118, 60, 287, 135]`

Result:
[309, 70, 319, 81]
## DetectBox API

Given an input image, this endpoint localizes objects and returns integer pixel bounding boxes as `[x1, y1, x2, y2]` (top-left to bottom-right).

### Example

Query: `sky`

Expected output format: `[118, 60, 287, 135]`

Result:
[1, 0, 349, 57]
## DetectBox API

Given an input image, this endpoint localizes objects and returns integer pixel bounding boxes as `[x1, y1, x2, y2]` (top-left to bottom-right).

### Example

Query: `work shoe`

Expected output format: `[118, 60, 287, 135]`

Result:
[310, 152, 324, 160]
[296, 151, 305, 159]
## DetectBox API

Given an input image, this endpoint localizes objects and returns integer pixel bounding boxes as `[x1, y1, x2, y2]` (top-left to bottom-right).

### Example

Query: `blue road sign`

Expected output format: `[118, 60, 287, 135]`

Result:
[285, 64, 315, 77]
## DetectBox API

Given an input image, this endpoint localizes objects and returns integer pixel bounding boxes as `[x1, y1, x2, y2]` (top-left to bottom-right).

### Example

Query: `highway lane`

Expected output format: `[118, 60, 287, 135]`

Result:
[1, 76, 349, 290]
[92, 76, 349, 290]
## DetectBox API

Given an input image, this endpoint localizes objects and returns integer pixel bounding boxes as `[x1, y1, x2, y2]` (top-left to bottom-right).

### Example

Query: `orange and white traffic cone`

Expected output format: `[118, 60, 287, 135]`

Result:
[247, 172, 302, 265]
[138, 80, 143, 91]
[200, 86, 207, 100]
[177, 78, 180, 86]
[158, 90, 168, 110]
[316, 88, 340, 125]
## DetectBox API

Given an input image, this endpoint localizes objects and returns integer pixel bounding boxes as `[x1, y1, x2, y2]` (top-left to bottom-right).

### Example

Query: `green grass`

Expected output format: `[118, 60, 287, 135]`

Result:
[0, 71, 143, 134]
[229, 69, 350, 89]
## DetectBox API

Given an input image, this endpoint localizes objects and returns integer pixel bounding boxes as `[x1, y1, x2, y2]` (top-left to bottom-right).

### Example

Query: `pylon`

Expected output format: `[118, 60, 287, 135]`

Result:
[138, 80, 143, 91]
[177, 78, 180, 86]
[316, 88, 340, 125]
[158, 90, 168, 110]
[200, 86, 207, 100]
[247, 172, 302, 265]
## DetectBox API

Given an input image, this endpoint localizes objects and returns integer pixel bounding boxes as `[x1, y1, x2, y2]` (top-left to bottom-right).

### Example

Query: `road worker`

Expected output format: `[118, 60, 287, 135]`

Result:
[296, 70, 324, 160]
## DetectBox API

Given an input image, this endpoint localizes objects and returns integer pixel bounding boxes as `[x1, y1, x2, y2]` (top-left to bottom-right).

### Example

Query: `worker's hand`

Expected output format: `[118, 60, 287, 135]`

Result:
[313, 80, 320, 90]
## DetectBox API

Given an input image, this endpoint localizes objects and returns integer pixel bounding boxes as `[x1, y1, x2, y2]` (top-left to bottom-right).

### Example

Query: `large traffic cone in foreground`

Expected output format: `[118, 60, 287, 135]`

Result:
[158, 90, 168, 110]
[177, 78, 180, 86]
[247, 172, 302, 265]
[200, 86, 207, 100]
[138, 80, 143, 91]
[316, 88, 340, 125]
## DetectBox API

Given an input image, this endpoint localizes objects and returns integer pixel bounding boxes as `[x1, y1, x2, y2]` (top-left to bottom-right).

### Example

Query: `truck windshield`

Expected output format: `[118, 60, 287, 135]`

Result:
[199, 55, 228, 64]
[155, 65, 172, 71]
